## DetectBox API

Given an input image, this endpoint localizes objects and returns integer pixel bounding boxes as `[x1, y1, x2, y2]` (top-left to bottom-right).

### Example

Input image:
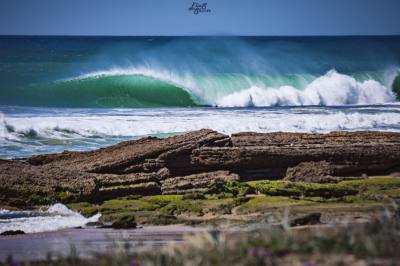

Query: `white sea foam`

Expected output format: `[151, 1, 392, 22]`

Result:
[216, 70, 396, 107]
[1, 107, 400, 141]
[0, 204, 100, 234]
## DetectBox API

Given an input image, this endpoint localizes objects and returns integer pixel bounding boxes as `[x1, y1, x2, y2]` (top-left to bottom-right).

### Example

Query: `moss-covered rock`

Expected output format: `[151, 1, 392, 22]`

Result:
[250, 180, 358, 198]
[27, 193, 52, 205]
[208, 181, 254, 196]
[143, 214, 179, 225]
[65, 178, 400, 226]
[182, 193, 206, 200]
[235, 196, 313, 214]
[339, 178, 400, 189]
[160, 200, 203, 215]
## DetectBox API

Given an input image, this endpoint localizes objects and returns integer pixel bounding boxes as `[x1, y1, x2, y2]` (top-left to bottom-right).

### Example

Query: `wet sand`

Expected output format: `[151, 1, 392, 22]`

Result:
[0, 226, 208, 261]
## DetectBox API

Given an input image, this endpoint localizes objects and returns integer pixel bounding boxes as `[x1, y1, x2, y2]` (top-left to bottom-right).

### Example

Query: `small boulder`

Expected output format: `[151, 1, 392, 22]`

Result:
[0, 230, 25, 236]
[285, 161, 343, 183]
[290, 213, 321, 227]
[111, 214, 137, 229]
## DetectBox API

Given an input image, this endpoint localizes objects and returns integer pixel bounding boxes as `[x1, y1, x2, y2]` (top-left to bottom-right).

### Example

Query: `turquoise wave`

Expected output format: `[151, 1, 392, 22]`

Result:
[0, 75, 197, 108]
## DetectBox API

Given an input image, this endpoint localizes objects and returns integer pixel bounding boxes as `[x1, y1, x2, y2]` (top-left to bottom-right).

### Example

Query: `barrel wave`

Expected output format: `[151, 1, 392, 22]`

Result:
[0, 74, 197, 108]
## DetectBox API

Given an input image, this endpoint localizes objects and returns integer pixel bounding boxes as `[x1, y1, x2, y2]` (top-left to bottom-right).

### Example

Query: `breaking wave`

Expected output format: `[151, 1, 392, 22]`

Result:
[0, 67, 398, 108]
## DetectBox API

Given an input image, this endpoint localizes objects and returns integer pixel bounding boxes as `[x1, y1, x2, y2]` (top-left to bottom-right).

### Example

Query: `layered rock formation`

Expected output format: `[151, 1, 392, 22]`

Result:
[1, 129, 399, 206]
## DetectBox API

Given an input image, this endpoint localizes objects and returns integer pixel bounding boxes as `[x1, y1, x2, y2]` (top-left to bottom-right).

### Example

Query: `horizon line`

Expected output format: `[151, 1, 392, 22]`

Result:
[1, 34, 400, 38]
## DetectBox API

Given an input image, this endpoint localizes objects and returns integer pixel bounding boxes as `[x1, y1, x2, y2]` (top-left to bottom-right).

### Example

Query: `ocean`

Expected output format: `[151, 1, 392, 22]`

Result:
[1, 36, 400, 159]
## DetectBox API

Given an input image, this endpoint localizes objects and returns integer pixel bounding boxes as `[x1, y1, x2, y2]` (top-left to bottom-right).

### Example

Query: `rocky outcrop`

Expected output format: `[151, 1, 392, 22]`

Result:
[193, 131, 400, 180]
[1, 129, 399, 206]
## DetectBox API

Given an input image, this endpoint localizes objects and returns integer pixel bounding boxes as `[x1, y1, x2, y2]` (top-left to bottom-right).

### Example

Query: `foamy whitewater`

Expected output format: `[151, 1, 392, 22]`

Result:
[215, 70, 396, 107]
[1, 104, 400, 158]
[0, 204, 100, 234]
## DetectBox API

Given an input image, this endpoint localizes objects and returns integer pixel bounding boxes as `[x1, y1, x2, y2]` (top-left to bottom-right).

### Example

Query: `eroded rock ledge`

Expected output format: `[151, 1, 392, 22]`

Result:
[1, 129, 399, 206]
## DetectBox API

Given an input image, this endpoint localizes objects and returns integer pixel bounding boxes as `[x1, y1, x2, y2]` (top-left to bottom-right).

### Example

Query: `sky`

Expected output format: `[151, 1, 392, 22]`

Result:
[0, 0, 399, 36]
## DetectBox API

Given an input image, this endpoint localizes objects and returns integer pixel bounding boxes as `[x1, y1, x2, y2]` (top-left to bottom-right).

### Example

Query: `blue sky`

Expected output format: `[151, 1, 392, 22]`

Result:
[0, 0, 399, 36]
